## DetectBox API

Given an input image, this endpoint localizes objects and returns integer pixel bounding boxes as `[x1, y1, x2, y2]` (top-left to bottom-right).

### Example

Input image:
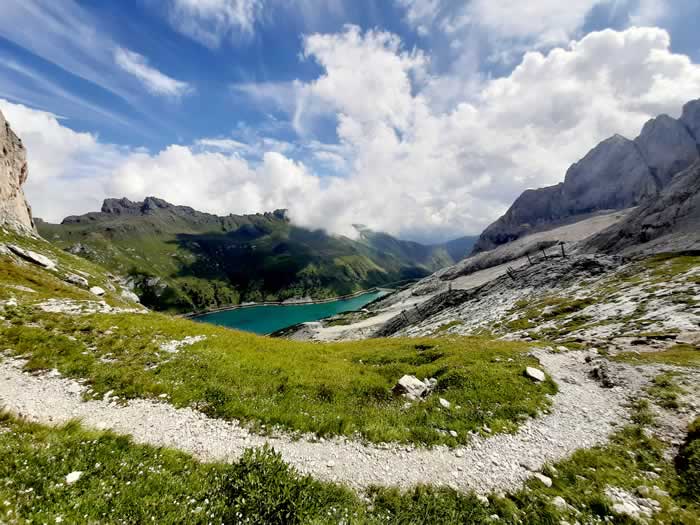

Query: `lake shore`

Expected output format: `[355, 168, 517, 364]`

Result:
[180, 288, 391, 319]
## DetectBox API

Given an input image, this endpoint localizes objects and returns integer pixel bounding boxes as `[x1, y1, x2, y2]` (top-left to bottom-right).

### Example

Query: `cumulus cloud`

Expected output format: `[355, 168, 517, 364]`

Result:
[467, 0, 607, 46]
[5, 26, 700, 243]
[0, 100, 122, 221]
[114, 48, 192, 98]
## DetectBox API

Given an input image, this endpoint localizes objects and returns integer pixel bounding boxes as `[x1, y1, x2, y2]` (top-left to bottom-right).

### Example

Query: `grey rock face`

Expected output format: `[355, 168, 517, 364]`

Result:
[681, 99, 700, 141]
[0, 110, 35, 232]
[473, 99, 700, 254]
[583, 159, 700, 255]
[562, 135, 657, 211]
[634, 114, 699, 187]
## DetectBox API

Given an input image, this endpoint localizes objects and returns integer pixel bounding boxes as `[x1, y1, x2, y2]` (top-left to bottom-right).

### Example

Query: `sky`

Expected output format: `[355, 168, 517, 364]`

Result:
[1, 0, 700, 243]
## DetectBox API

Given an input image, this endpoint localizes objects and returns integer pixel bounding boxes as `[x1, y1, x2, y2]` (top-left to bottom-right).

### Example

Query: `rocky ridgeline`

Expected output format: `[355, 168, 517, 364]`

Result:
[0, 109, 35, 232]
[584, 158, 700, 254]
[473, 99, 700, 254]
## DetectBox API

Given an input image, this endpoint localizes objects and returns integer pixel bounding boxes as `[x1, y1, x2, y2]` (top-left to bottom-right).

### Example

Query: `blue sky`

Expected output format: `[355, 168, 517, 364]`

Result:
[1, 0, 699, 242]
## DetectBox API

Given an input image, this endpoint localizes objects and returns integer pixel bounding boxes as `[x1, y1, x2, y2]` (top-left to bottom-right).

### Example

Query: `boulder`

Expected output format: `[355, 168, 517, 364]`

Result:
[533, 473, 552, 487]
[393, 375, 429, 401]
[551, 496, 568, 510]
[120, 288, 140, 303]
[439, 398, 451, 409]
[7, 244, 56, 270]
[90, 286, 106, 296]
[64, 273, 89, 288]
[588, 362, 617, 388]
[525, 367, 546, 382]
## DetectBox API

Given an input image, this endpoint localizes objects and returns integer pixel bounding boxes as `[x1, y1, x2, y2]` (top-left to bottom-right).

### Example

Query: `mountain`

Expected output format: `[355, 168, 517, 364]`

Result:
[583, 158, 700, 255]
[38, 197, 455, 312]
[472, 99, 700, 254]
[0, 109, 35, 232]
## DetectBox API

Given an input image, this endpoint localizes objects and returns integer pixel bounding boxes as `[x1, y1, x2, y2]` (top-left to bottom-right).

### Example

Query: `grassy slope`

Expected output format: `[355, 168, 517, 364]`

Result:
[1, 227, 553, 446]
[1, 229, 699, 523]
[1, 408, 697, 524]
[38, 206, 454, 313]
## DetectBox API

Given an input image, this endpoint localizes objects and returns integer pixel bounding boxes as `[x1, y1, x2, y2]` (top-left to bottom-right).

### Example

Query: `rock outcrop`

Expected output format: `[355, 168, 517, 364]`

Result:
[0, 109, 35, 232]
[583, 159, 700, 255]
[472, 99, 700, 254]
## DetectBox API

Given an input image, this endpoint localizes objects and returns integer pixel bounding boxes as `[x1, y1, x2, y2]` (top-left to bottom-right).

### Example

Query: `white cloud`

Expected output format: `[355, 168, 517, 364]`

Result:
[257, 25, 700, 241]
[166, 0, 262, 48]
[114, 48, 192, 98]
[467, 0, 608, 46]
[5, 26, 700, 244]
[195, 137, 255, 154]
[0, 99, 123, 221]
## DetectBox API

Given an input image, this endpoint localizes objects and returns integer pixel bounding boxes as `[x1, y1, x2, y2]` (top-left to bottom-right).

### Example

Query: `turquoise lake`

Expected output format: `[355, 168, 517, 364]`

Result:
[193, 290, 388, 335]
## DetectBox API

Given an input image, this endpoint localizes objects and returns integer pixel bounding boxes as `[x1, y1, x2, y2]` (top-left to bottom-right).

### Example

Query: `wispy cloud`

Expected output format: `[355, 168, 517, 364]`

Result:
[0, 58, 138, 130]
[166, 0, 262, 48]
[114, 48, 192, 98]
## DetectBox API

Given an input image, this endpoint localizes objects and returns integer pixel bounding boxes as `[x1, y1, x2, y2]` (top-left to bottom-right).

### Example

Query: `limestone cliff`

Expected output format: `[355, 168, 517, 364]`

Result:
[472, 99, 700, 254]
[583, 159, 700, 255]
[0, 109, 35, 232]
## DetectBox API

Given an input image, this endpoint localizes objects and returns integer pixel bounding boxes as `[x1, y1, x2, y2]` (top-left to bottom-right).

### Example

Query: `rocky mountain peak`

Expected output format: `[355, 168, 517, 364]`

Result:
[472, 98, 700, 255]
[633, 112, 698, 186]
[0, 109, 35, 232]
[680, 98, 700, 141]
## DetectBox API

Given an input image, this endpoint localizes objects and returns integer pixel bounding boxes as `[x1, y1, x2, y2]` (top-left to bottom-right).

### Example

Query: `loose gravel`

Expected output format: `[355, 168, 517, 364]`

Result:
[0, 349, 641, 494]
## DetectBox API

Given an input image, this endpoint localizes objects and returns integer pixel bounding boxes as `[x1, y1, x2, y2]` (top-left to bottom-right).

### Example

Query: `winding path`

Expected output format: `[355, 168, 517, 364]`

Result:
[0, 349, 634, 494]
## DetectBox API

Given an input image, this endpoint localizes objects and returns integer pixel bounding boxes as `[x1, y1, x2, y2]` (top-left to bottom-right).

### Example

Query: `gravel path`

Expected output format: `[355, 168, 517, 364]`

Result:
[0, 349, 636, 494]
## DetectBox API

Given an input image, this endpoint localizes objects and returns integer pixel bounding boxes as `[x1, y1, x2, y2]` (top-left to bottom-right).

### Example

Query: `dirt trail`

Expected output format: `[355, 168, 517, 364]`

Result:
[0, 349, 652, 494]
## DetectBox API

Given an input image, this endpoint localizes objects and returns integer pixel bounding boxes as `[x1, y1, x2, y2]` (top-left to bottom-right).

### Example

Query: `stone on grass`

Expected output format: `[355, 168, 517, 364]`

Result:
[525, 367, 546, 382]
[393, 375, 430, 401]
[439, 398, 451, 409]
[64, 273, 89, 288]
[90, 286, 106, 296]
[551, 496, 568, 510]
[533, 473, 552, 487]
[65, 471, 83, 484]
[120, 288, 140, 303]
[449, 430, 458, 438]
[8, 244, 56, 270]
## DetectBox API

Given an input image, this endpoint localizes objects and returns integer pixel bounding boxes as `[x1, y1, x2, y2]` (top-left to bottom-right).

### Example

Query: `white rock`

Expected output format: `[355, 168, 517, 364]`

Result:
[533, 473, 552, 487]
[525, 367, 546, 382]
[65, 471, 83, 484]
[551, 496, 568, 510]
[64, 273, 89, 288]
[439, 398, 451, 409]
[449, 430, 458, 438]
[393, 375, 428, 400]
[89, 286, 106, 296]
[7, 245, 56, 270]
[120, 289, 140, 303]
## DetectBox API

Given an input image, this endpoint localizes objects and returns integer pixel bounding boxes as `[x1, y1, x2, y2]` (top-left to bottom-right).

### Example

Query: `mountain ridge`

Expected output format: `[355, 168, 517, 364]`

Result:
[472, 98, 700, 254]
[38, 197, 461, 312]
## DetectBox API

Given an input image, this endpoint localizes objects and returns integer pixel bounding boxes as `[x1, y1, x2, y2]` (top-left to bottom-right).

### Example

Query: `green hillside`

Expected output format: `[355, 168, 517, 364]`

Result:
[37, 197, 455, 312]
